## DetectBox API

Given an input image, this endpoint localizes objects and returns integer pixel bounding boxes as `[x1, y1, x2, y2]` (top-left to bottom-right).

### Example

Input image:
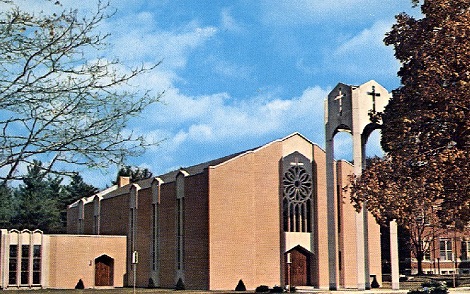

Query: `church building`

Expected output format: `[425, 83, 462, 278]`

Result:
[67, 132, 382, 290]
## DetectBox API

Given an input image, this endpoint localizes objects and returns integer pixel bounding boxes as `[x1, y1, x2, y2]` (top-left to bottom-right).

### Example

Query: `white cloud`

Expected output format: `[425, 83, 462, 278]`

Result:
[209, 56, 253, 80]
[220, 8, 244, 33]
[109, 19, 218, 69]
[323, 20, 401, 82]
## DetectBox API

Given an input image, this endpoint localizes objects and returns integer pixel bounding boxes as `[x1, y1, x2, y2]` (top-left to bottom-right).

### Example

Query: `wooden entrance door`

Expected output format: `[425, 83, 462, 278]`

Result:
[95, 255, 114, 286]
[286, 246, 311, 286]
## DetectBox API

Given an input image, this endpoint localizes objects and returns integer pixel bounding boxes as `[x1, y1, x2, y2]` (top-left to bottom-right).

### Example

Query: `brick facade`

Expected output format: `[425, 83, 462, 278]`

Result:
[66, 133, 382, 290]
[0, 229, 126, 289]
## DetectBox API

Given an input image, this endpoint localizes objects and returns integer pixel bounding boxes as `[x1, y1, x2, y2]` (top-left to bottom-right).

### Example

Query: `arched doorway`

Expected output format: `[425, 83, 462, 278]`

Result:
[95, 255, 114, 286]
[286, 246, 312, 287]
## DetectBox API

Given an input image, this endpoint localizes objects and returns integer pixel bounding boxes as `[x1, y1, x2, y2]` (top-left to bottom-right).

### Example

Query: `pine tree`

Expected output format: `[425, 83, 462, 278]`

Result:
[113, 165, 153, 185]
[60, 173, 98, 230]
[12, 161, 62, 233]
[0, 185, 13, 228]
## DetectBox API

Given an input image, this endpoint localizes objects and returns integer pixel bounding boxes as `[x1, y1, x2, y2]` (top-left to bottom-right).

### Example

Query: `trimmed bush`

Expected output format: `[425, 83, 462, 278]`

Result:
[407, 280, 448, 294]
[255, 285, 270, 293]
[235, 279, 247, 291]
[75, 279, 85, 289]
[148, 278, 155, 288]
[271, 285, 284, 293]
[175, 277, 185, 290]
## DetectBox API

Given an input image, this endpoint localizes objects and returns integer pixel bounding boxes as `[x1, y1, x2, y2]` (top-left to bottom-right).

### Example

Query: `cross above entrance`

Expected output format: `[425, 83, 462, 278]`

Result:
[290, 156, 304, 166]
[367, 86, 381, 113]
[334, 88, 346, 116]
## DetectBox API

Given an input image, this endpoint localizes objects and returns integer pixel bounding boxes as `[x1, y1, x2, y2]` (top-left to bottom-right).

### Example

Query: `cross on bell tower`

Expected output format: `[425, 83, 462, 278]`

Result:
[367, 85, 381, 113]
[324, 80, 390, 291]
[334, 88, 346, 116]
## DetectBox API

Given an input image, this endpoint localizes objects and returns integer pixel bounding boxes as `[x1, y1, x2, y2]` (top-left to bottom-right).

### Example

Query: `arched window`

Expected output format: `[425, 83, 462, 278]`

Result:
[282, 153, 313, 233]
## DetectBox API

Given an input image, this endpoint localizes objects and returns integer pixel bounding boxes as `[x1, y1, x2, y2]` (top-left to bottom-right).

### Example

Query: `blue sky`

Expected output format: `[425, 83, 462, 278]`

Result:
[10, 1, 420, 188]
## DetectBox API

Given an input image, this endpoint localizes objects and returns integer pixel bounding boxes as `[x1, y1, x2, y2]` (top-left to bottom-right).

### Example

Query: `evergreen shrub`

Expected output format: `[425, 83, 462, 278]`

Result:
[235, 279, 246, 291]
[175, 277, 185, 290]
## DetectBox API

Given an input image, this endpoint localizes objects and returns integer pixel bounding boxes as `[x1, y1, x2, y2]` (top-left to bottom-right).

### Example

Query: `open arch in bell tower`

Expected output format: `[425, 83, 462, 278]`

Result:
[324, 80, 391, 290]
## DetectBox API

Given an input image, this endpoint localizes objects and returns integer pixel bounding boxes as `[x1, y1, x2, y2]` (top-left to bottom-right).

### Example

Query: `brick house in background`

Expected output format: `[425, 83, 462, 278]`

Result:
[410, 227, 470, 276]
[67, 133, 382, 290]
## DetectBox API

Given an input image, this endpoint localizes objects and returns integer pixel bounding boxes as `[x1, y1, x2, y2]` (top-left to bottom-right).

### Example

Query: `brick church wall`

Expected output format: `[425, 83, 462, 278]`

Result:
[158, 181, 177, 288]
[208, 141, 282, 290]
[99, 193, 129, 235]
[134, 187, 152, 288]
[183, 172, 210, 289]
[312, 144, 330, 289]
[83, 202, 94, 234]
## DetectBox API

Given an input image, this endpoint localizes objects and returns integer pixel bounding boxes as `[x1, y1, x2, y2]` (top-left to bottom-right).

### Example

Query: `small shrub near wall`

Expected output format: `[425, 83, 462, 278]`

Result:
[255, 285, 270, 293]
[175, 278, 185, 290]
[235, 279, 246, 291]
[407, 280, 448, 294]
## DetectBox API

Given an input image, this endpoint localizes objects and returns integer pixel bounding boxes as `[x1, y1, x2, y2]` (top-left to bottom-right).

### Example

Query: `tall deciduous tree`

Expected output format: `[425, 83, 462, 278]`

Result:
[350, 0, 470, 274]
[0, 1, 163, 185]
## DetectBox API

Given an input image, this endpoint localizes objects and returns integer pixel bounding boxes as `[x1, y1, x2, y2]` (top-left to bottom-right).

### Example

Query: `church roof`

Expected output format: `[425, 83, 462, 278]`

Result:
[71, 132, 320, 204]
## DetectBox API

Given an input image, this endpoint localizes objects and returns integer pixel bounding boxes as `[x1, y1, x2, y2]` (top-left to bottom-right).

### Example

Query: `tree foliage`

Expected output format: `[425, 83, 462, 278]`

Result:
[1, 161, 97, 233]
[59, 173, 98, 228]
[0, 1, 162, 184]
[12, 160, 62, 232]
[113, 165, 153, 185]
[350, 0, 470, 272]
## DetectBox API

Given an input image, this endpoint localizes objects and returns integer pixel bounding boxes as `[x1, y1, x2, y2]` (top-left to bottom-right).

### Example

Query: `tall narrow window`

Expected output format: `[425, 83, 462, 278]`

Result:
[78, 200, 84, 234]
[9, 245, 18, 285]
[21, 245, 29, 285]
[152, 203, 157, 271]
[32, 245, 41, 285]
[93, 197, 100, 235]
[440, 239, 453, 261]
[282, 158, 313, 233]
[176, 197, 184, 270]
[130, 208, 135, 251]
[176, 172, 186, 272]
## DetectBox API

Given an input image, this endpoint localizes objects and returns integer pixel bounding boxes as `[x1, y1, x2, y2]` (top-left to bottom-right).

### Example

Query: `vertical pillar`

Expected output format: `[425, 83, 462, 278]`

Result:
[390, 220, 400, 290]
[326, 138, 338, 290]
[353, 130, 367, 290]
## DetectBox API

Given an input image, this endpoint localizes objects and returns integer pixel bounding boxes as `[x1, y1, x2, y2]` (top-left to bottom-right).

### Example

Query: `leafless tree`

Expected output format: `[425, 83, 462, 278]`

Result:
[0, 1, 163, 184]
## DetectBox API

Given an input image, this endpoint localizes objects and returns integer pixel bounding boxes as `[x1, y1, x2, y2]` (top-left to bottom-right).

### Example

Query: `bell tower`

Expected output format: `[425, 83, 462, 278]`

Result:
[324, 80, 390, 290]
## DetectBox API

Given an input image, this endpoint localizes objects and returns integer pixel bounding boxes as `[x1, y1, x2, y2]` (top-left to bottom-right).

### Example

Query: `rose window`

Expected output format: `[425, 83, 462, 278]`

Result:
[283, 165, 312, 203]
[283, 164, 313, 232]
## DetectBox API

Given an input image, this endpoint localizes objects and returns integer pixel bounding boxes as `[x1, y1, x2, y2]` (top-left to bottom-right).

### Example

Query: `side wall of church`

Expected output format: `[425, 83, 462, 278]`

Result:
[67, 206, 78, 234]
[336, 160, 382, 288]
[134, 187, 153, 288]
[158, 181, 177, 288]
[100, 193, 129, 235]
[182, 172, 210, 289]
[83, 202, 94, 234]
[311, 144, 330, 289]
[208, 141, 282, 290]
[337, 161, 358, 288]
